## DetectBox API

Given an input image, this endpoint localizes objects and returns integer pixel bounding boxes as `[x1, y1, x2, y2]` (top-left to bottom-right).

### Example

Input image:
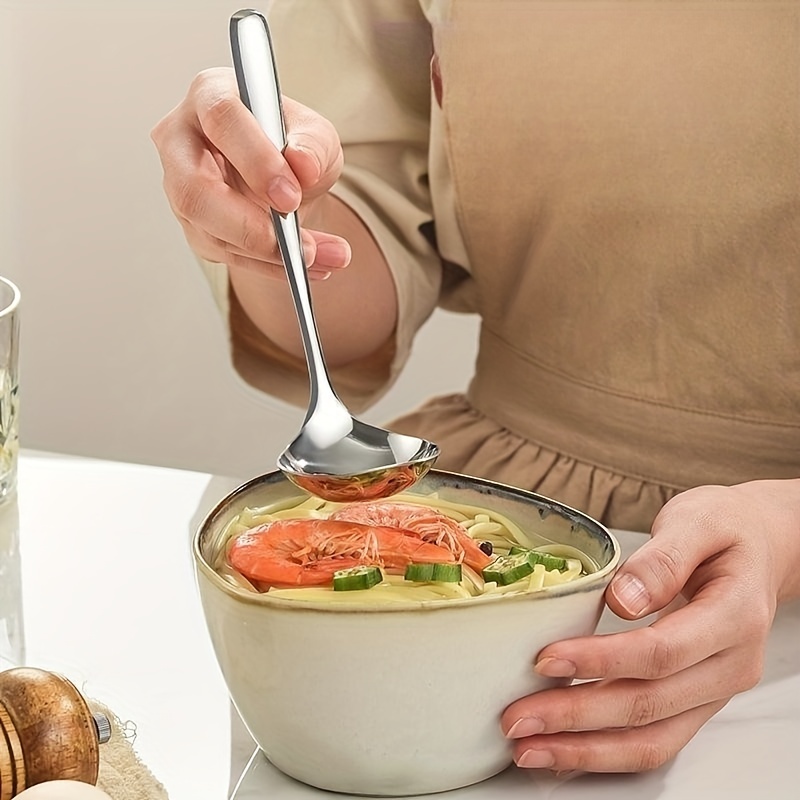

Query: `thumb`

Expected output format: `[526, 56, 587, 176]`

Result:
[605, 499, 729, 620]
[605, 549, 683, 620]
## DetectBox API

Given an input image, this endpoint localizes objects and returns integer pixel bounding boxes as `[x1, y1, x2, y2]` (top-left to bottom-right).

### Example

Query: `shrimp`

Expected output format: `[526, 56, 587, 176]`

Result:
[228, 518, 456, 588]
[330, 502, 493, 572]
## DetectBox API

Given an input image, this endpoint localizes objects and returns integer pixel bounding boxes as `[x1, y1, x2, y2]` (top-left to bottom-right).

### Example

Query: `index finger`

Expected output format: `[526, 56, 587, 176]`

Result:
[193, 70, 301, 213]
[534, 572, 758, 681]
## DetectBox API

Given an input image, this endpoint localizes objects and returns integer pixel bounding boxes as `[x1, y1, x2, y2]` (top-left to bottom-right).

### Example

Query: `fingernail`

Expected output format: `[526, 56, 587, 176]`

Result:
[268, 176, 301, 210]
[517, 749, 555, 769]
[506, 716, 545, 738]
[308, 269, 332, 281]
[534, 657, 576, 678]
[314, 240, 351, 267]
[550, 769, 580, 781]
[296, 145, 322, 182]
[612, 573, 651, 616]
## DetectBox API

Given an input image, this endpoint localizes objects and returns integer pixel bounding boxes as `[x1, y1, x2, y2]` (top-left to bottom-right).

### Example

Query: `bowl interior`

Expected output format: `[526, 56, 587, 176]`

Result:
[195, 468, 619, 608]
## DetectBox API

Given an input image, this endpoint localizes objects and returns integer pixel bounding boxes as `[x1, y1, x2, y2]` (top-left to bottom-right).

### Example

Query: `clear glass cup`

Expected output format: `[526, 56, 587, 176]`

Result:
[0, 499, 24, 670]
[0, 276, 20, 503]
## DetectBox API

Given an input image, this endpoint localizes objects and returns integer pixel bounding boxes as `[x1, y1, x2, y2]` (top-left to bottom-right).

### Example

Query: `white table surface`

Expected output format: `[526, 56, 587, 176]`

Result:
[2, 450, 798, 800]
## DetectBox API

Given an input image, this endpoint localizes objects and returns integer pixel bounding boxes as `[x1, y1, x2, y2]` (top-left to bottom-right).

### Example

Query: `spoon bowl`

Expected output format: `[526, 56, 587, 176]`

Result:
[230, 10, 439, 501]
[278, 417, 440, 502]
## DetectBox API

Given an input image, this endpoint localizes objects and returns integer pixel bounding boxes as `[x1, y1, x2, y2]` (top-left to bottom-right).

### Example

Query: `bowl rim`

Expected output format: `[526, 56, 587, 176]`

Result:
[193, 469, 621, 613]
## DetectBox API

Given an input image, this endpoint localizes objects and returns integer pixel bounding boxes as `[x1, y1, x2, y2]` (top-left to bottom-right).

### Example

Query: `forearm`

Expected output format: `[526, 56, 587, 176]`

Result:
[228, 194, 398, 367]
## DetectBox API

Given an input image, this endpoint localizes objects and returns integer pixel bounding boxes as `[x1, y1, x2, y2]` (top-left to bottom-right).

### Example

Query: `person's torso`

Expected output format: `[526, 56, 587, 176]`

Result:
[424, 0, 800, 487]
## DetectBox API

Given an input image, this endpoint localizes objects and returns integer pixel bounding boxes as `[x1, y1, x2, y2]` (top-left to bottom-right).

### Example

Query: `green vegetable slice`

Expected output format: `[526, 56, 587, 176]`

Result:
[404, 563, 463, 583]
[404, 563, 435, 582]
[482, 553, 534, 585]
[332, 565, 383, 591]
[509, 546, 568, 572]
[432, 563, 462, 582]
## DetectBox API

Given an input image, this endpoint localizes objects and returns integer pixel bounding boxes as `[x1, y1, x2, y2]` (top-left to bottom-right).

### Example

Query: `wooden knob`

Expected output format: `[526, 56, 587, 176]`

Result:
[0, 668, 103, 800]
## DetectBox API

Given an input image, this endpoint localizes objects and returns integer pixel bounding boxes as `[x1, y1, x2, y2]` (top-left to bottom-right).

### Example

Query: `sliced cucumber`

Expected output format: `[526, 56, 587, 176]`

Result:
[404, 562, 463, 583]
[509, 546, 568, 572]
[482, 553, 534, 585]
[333, 565, 382, 591]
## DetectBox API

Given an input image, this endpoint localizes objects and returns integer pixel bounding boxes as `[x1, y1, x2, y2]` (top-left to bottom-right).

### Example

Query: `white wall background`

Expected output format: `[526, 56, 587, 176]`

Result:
[1, 0, 479, 481]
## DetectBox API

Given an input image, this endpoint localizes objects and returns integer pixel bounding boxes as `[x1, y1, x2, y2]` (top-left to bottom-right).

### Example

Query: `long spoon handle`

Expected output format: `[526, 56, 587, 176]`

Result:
[229, 9, 339, 418]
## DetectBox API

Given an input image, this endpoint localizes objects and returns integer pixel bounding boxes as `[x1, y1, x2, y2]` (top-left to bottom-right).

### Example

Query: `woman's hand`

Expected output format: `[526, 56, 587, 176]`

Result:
[150, 67, 350, 281]
[152, 67, 398, 365]
[502, 478, 800, 773]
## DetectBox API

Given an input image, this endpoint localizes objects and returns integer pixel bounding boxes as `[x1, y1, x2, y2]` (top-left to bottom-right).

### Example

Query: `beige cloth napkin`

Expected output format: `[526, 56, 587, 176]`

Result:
[87, 700, 168, 800]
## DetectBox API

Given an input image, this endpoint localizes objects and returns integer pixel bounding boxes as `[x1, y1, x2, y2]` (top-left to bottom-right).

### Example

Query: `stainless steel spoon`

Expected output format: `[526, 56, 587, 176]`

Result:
[229, 9, 439, 502]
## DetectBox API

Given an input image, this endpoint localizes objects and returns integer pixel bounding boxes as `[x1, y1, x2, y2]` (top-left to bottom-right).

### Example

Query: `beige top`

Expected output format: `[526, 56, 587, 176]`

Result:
[203, 0, 800, 532]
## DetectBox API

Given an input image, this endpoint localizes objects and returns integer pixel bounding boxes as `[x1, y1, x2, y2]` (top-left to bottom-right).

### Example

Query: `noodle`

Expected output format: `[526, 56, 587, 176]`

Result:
[212, 492, 596, 604]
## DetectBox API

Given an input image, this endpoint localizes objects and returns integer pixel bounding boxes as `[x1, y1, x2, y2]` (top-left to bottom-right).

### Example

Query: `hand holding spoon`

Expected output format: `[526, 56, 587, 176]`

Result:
[229, 9, 439, 502]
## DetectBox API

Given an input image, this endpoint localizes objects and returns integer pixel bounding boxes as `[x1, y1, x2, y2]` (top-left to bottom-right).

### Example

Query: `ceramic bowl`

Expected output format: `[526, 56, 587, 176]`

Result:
[193, 470, 620, 796]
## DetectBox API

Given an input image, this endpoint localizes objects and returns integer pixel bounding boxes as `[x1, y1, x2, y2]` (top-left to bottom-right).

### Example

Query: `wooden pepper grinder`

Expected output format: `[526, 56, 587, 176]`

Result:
[0, 667, 111, 800]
